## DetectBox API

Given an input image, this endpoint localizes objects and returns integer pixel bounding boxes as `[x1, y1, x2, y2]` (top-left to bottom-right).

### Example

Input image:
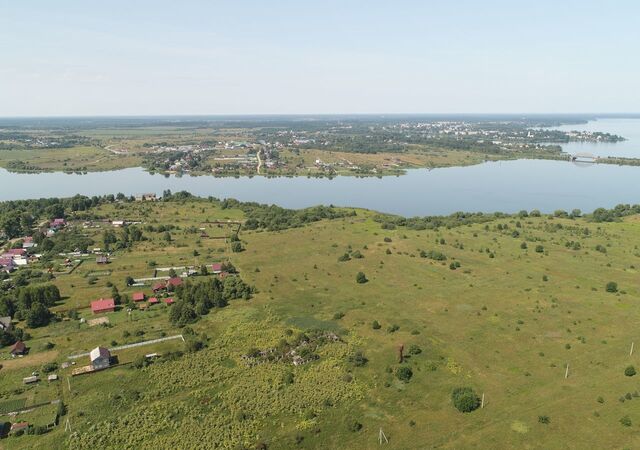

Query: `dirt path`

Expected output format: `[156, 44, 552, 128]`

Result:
[67, 334, 184, 359]
[257, 149, 264, 174]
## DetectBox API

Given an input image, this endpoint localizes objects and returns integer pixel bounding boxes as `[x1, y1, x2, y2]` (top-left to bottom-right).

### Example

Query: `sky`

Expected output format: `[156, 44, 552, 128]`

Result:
[1, 0, 638, 116]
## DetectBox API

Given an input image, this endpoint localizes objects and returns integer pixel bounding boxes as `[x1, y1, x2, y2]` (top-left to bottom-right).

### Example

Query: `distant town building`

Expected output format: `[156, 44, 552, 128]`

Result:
[135, 193, 157, 201]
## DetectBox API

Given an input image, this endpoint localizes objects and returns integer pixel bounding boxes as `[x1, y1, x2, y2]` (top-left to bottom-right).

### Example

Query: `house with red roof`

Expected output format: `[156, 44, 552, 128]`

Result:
[91, 298, 115, 314]
[50, 218, 66, 229]
[148, 297, 159, 305]
[10, 340, 26, 356]
[163, 297, 174, 305]
[167, 277, 183, 288]
[0, 257, 16, 273]
[7, 248, 26, 256]
[152, 282, 165, 293]
[10, 422, 29, 434]
[211, 263, 223, 274]
[132, 292, 145, 302]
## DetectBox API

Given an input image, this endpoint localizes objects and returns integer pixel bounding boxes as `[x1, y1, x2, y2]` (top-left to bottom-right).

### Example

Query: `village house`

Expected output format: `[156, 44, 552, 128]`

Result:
[0, 316, 12, 331]
[132, 292, 145, 302]
[152, 282, 165, 293]
[96, 255, 109, 264]
[211, 263, 223, 274]
[50, 218, 66, 229]
[111, 220, 125, 227]
[22, 236, 36, 249]
[166, 277, 183, 288]
[9, 422, 29, 435]
[163, 297, 174, 305]
[10, 340, 26, 357]
[0, 256, 16, 273]
[90, 346, 111, 370]
[7, 248, 26, 257]
[91, 298, 115, 314]
[148, 297, 159, 305]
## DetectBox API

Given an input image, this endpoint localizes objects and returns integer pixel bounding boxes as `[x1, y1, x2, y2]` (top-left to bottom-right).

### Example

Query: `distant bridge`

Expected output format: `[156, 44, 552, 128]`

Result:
[570, 152, 599, 163]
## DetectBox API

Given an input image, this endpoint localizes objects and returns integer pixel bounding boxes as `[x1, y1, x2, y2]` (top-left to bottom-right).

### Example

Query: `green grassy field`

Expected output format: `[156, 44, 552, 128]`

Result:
[2, 199, 640, 449]
[0, 147, 142, 172]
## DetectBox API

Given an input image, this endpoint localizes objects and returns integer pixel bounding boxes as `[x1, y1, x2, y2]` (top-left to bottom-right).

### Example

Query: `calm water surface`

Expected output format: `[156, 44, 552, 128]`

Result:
[552, 118, 640, 158]
[1, 159, 639, 216]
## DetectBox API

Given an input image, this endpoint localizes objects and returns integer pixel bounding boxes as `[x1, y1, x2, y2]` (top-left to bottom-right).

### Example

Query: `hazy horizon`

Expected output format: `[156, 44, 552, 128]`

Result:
[2, 1, 639, 116]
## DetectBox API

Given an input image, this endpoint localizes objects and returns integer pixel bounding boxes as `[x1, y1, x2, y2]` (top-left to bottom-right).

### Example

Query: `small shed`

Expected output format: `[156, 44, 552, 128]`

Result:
[48, 374, 59, 381]
[23, 375, 39, 384]
[90, 346, 111, 370]
[96, 256, 109, 264]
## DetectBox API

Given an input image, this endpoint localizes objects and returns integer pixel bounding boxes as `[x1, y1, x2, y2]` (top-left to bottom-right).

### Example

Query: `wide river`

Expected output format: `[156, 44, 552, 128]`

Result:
[0, 118, 638, 216]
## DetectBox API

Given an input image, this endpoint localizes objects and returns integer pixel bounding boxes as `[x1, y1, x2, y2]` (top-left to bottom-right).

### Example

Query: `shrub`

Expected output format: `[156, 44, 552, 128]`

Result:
[408, 344, 422, 355]
[333, 312, 345, 320]
[371, 320, 381, 330]
[620, 415, 632, 427]
[282, 371, 294, 385]
[538, 415, 550, 424]
[349, 351, 368, 367]
[535, 245, 544, 253]
[348, 420, 363, 432]
[396, 366, 413, 382]
[451, 387, 480, 413]
[625, 365, 636, 377]
[606, 281, 618, 293]
[42, 362, 58, 373]
[356, 272, 368, 284]
[387, 324, 399, 333]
